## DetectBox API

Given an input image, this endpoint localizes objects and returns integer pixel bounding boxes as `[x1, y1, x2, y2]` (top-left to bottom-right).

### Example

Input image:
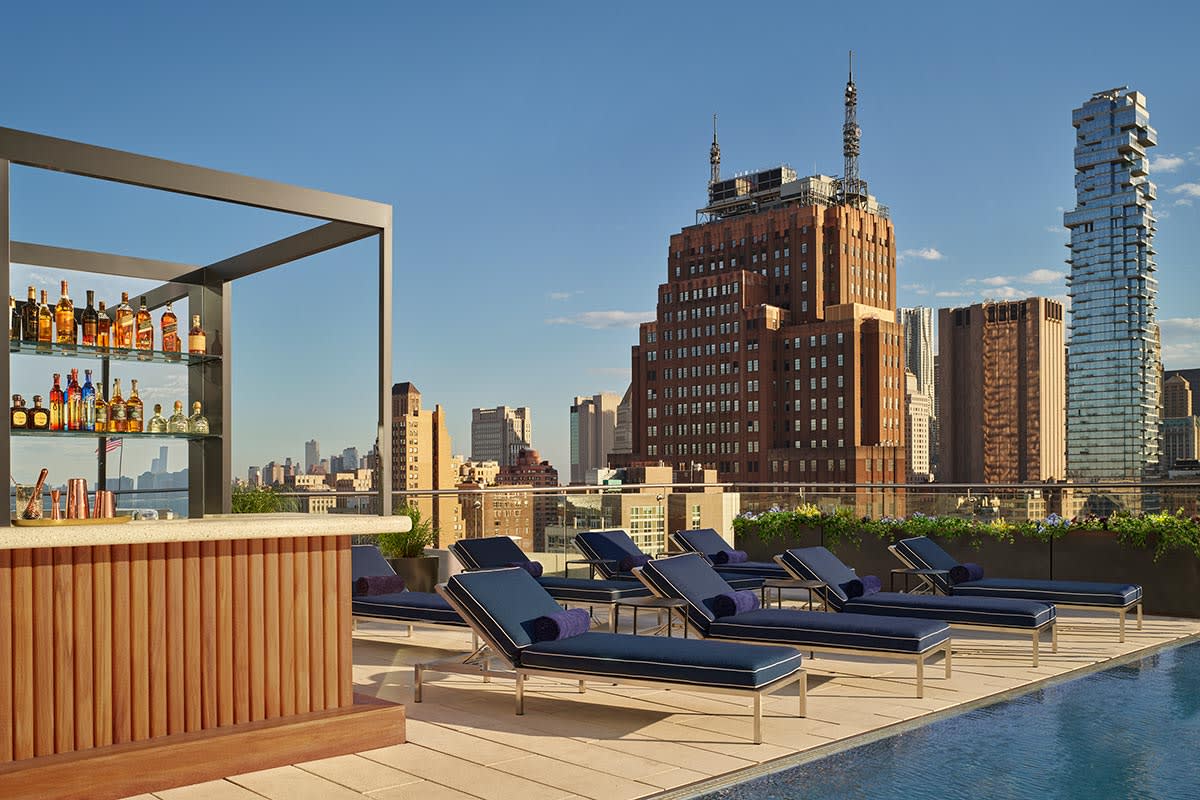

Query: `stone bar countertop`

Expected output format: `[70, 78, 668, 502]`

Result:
[0, 513, 410, 550]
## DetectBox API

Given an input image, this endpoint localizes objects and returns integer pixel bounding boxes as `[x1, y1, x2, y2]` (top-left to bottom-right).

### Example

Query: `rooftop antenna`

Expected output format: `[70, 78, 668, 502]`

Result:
[709, 113, 721, 188]
[841, 50, 866, 207]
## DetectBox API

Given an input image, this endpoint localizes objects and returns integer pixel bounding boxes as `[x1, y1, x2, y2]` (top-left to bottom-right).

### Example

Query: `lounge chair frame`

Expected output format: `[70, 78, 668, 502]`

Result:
[414, 584, 807, 744]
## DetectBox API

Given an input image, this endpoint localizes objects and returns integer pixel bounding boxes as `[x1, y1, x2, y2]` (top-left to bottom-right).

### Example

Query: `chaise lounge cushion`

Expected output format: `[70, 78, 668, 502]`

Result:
[707, 608, 950, 655]
[844, 592, 1055, 629]
[576, 529, 764, 589]
[672, 529, 789, 578]
[950, 578, 1142, 608]
[443, 567, 564, 661]
[451, 537, 532, 571]
[519, 631, 804, 690]
[352, 591, 465, 626]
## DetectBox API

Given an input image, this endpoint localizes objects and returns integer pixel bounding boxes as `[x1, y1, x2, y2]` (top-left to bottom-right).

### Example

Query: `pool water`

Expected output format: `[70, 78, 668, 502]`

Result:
[699, 640, 1200, 800]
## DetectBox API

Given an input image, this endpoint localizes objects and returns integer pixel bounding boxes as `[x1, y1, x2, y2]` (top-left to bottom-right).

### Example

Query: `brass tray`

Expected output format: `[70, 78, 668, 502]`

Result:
[11, 515, 134, 527]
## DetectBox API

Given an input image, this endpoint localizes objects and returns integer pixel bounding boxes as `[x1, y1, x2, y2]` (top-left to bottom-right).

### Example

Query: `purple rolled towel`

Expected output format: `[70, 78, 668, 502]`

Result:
[860, 574, 882, 597]
[619, 554, 650, 572]
[711, 549, 749, 565]
[949, 563, 984, 584]
[508, 561, 544, 578]
[531, 607, 592, 642]
[354, 574, 406, 596]
[840, 578, 865, 599]
[712, 590, 760, 617]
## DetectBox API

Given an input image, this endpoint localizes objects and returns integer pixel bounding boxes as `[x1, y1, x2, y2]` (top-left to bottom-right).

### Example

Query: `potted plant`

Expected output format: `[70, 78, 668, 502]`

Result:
[377, 504, 438, 592]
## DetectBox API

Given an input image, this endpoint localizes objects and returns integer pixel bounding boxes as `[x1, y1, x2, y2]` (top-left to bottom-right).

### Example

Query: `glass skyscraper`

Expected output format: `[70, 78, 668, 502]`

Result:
[1064, 88, 1160, 480]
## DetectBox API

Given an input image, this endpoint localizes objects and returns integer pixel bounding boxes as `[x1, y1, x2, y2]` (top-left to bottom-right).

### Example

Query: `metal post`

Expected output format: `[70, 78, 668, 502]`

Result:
[0, 158, 9, 523]
[377, 227, 392, 516]
[188, 277, 229, 517]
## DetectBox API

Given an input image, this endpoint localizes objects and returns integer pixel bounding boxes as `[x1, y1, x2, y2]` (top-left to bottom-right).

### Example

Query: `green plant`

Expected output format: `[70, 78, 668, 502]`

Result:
[232, 485, 298, 514]
[377, 504, 435, 558]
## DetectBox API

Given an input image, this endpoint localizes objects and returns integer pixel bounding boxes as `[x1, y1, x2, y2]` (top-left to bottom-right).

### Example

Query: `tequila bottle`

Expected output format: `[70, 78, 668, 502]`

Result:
[109, 378, 127, 433]
[21, 286, 39, 342]
[166, 400, 189, 433]
[126, 379, 144, 433]
[188, 315, 206, 354]
[10, 395, 28, 430]
[161, 301, 180, 360]
[115, 292, 134, 350]
[135, 296, 153, 355]
[188, 401, 209, 435]
[147, 403, 168, 433]
[96, 301, 111, 351]
[29, 395, 49, 430]
[37, 290, 53, 351]
[66, 369, 82, 431]
[49, 373, 64, 431]
[81, 369, 97, 432]
[94, 389, 109, 432]
[81, 290, 99, 347]
[55, 280, 76, 347]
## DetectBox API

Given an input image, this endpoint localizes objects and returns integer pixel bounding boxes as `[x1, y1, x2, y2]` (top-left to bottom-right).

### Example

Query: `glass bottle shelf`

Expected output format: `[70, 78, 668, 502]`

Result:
[11, 429, 218, 441]
[8, 340, 219, 366]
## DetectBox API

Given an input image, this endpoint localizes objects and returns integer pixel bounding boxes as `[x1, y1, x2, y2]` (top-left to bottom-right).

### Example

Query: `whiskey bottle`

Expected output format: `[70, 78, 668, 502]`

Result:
[115, 292, 134, 350]
[161, 301, 180, 360]
[147, 403, 168, 433]
[187, 315, 206, 354]
[94, 388, 109, 432]
[37, 290, 53, 351]
[49, 373, 64, 431]
[21, 286, 39, 342]
[188, 401, 210, 435]
[81, 369, 97, 432]
[127, 379, 144, 433]
[66, 368, 83, 431]
[55, 280, 76, 347]
[166, 400, 189, 433]
[11, 395, 29, 430]
[109, 378, 127, 433]
[81, 290, 99, 347]
[96, 301, 112, 352]
[135, 296, 153, 355]
[29, 395, 49, 430]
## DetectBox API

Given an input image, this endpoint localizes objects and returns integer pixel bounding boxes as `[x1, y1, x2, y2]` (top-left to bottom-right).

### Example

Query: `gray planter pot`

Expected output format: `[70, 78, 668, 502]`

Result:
[387, 555, 440, 594]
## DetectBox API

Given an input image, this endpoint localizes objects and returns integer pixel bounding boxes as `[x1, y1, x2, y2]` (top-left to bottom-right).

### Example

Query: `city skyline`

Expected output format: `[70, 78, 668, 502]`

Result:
[2, 3, 1198, 482]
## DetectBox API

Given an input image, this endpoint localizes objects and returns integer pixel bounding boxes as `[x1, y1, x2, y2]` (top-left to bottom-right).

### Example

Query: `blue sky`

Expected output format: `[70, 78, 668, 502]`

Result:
[3, 1, 1198, 484]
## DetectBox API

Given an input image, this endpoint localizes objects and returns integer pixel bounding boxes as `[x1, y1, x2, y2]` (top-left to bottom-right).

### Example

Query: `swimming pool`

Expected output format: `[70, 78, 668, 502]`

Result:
[696, 640, 1200, 800]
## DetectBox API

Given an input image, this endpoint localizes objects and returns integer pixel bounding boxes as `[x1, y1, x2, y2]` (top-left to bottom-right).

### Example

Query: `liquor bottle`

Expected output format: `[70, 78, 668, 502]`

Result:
[166, 400, 189, 433]
[55, 280, 76, 347]
[9, 296, 17, 342]
[49, 373, 64, 431]
[188, 401, 210, 435]
[94, 388, 109, 432]
[10, 394, 28, 430]
[187, 315, 206, 354]
[66, 368, 82, 431]
[135, 296, 153, 355]
[161, 301, 180, 360]
[115, 292, 134, 350]
[81, 369, 96, 432]
[81, 290, 99, 347]
[37, 290, 53, 351]
[21, 286, 39, 342]
[109, 378, 127, 433]
[127, 379, 144, 433]
[147, 403, 168, 433]
[29, 395, 49, 430]
[96, 301, 111, 352]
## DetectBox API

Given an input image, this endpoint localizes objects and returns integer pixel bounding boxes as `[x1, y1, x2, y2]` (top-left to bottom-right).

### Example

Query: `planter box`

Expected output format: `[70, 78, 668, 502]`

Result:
[1052, 529, 1200, 618]
[387, 555, 440, 593]
[734, 525, 822, 563]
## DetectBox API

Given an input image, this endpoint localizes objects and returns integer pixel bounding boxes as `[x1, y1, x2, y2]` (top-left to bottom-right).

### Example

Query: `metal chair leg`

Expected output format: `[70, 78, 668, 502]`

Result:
[753, 692, 762, 745]
[515, 672, 525, 715]
[916, 656, 925, 698]
[414, 664, 424, 703]
[1032, 630, 1039, 668]
[945, 643, 952, 678]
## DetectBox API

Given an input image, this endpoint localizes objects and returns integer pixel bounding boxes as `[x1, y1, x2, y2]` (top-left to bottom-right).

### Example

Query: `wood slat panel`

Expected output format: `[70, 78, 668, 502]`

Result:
[148, 543, 168, 739]
[129, 544, 149, 742]
[308, 538, 324, 712]
[52, 548, 74, 754]
[216, 541, 233, 726]
[182, 542, 201, 733]
[292, 540, 310, 714]
[91, 546, 112, 749]
[110, 545, 131, 745]
[263, 538, 281, 720]
[11, 549, 34, 761]
[336, 535, 353, 708]
[279, 538, 296, 717]
[248, 539, 265, 722]
[165, 542, 185, 735]
[71, 547, 93, 751]
[198, 542, 217, 730]
[0, 551, 12, 762]
[232, 540, 249, 725]
[32, 547, 54, 756]
[322, 537, 339, 709]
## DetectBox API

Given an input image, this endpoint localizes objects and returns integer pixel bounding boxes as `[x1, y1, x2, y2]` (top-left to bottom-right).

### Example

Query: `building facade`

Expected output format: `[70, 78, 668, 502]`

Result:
[569, 392, 621, 484]
[457, 483, 535, 551]
[392, 382, 464, 547]
[1162, 374, 1199, 470]
[497, 448, 560, 549]
[903, 370, 933, 482]
[898, 306, 937, 477]
[1065, 88, 1161, 480]
[937, 297, 1066, 483]
[304, 439, 320, 474]
[470, 406, 532, 468]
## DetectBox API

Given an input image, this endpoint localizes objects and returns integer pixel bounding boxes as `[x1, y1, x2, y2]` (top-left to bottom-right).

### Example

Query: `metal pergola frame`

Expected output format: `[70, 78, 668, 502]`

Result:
[0, 126, 393, 523]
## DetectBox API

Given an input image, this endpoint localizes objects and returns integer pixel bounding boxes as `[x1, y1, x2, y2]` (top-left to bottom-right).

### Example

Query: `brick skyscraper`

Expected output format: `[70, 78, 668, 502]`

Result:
[630, 62, 905, 506]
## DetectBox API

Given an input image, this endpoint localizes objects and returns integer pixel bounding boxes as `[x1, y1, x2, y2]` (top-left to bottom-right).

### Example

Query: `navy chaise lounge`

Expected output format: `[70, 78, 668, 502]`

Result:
[351, 545, 467, 634]
[777, 547, 1057, 666]
[416, 567, 806, 744]
[671, 528, 789, 579]
[575, 529, 765, 591]
[636, 553, 952, 697]
[449, 536, 652, 631]
[891, 536, 1144, 642]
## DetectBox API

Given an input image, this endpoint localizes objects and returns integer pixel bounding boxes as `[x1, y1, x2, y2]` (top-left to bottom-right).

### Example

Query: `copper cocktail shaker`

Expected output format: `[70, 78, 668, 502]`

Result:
[50, 489, 61, 520]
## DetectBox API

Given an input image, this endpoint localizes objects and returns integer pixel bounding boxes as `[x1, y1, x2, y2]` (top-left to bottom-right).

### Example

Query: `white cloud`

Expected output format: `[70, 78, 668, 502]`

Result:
[1045, 225, 1068, 234]
[934, 290, 967, 298]
[978, 276, 1011, 287]
[1175, 198, 1194, 207]
[545, 310, 652, 329]
[547, 290, 581, 301]
[900, 283, 929, 296]
[898, 247, 944, 262]
[1151, 155, 1186, 173]
[982, 286, 1028, 300]
[1161, 318, 1200, 367]
[1168, 182, 1200, 198]
[1023, 268, 1065, 284]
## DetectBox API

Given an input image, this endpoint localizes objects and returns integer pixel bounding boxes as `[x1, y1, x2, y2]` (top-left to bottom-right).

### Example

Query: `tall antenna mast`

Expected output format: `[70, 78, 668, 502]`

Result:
[709, 113, 721, 188]
[841, 50, 866, 207]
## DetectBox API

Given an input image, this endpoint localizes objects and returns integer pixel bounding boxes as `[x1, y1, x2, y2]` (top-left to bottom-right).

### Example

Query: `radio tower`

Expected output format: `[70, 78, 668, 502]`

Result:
[709, 113, 721, 188]
[841, 50, 867, 207]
